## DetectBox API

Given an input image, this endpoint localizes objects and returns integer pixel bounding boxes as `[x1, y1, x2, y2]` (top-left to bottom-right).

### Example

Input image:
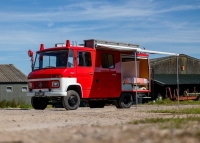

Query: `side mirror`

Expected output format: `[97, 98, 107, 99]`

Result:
[28, 50, 34, 71]
[28, 50, 33, 57]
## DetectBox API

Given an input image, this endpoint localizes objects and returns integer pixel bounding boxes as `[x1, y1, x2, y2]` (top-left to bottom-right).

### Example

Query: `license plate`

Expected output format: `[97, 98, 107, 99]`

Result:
[35, 92, 45, 96]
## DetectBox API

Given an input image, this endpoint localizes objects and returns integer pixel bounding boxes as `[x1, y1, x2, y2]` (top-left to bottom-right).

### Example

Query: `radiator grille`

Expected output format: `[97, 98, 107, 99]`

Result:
[34, 81, 49, 89]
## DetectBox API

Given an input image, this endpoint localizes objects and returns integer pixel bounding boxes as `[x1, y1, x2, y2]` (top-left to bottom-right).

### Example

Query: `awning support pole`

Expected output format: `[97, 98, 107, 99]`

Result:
[135, 52, 138, 109]
[176, 56, 180, 108]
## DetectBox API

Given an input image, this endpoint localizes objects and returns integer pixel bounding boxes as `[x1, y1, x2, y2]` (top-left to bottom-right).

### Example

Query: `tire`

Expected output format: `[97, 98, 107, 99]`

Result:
[117, 93, 133, 108]
[89, 101, 105, 108]
[62, 90, 80, 110]
[114, 100, 122, 108]
[31, 97, 48, 110]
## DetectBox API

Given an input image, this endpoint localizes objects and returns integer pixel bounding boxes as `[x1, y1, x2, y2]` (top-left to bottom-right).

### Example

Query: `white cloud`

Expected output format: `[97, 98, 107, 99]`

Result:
[0, 1, 199, 23]
[47, 21, 54, 27]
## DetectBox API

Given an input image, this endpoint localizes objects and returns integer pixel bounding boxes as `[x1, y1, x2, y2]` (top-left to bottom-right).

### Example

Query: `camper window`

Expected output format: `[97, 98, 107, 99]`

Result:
[101, 54, 114, 69]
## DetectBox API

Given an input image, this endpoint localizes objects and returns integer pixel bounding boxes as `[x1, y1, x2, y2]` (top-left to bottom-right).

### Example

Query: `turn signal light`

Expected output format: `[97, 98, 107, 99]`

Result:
[28, 82, 32, 88]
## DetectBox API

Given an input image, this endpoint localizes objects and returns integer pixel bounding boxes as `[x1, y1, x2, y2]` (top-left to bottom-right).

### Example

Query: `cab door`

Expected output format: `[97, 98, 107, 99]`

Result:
[65, 49, 76, 78]
[76, 51, 94, 98]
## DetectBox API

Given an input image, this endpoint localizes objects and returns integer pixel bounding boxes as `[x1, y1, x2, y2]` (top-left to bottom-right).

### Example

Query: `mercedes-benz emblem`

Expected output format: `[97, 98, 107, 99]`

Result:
[38, 82, 42, 88]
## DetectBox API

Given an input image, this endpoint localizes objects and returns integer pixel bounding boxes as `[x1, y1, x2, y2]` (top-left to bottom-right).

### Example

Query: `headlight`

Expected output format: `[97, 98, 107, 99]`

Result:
[28, 82, 32, 88]
[52, 81, 59, 87]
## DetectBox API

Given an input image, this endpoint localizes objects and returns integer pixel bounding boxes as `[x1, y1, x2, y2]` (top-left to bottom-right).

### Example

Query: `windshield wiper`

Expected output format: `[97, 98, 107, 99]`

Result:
[44, 66, 56, 69]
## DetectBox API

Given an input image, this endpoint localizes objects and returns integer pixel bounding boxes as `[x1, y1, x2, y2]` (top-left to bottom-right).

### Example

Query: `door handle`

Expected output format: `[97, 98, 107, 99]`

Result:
[112, 74, 116, 76]
[89, 72, 93, 75]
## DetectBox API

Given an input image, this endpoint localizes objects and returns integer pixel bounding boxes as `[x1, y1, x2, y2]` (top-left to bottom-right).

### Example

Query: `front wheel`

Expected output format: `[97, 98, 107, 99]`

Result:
[62, 90, 80, 110]
[31, 97, 48, 110]
[117, 93, 133, 108]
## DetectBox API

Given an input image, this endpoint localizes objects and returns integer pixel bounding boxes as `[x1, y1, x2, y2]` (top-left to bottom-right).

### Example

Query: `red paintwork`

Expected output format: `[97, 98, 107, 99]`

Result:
[28, 40, 151, 99]
[137, 53, 149, 57]
[89, 50, 121, 98]
[28, 69, 67, 79]
[36, 46, 94, 54]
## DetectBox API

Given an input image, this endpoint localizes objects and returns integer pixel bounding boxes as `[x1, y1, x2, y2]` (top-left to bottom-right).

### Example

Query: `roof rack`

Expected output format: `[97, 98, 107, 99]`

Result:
[84, 39, 140, 51]
[83, 39, 179, 56]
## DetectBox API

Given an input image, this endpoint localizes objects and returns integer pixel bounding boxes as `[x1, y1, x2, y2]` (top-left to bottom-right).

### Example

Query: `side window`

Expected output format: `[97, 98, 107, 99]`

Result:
[6, 86, 13, 92]
[77, 51, 92, 67]
[67, 50, 74, 68]
[22, 86, 28, 92]
[101, 54, 114, 69]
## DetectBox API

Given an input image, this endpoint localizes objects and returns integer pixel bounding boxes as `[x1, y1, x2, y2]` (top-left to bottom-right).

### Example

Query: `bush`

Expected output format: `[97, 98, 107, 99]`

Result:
[147, 98, 200, 105]
[0, 99, 32, 109]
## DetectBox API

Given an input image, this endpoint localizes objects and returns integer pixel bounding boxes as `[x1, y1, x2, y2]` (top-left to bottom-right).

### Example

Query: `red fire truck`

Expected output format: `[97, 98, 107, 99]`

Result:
[27, 39, 179, 110]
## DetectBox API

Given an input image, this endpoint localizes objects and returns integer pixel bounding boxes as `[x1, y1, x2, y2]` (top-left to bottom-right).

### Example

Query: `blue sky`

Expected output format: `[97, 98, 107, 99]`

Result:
[0, 0, 200, 75]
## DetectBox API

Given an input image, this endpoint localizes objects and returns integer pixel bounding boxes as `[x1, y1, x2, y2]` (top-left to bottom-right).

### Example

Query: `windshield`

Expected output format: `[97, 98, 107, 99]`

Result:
[33, 50, 71, 70]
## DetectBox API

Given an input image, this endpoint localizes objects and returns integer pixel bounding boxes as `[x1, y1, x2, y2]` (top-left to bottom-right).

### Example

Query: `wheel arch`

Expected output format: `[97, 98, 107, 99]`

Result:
[66, 84, 82, 98]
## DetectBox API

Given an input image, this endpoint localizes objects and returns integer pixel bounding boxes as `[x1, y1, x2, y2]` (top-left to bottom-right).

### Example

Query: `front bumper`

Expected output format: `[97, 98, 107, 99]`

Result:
[27, 91, 67, 97]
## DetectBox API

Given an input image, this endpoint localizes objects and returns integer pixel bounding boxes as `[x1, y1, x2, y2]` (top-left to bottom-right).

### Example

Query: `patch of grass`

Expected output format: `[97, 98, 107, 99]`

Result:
[147, 98, 200, 105]
[131, 116, 200, 129]
[47, 105, 53, 108]
[0, 99, 32, 109]
[149, 107, 200, 114]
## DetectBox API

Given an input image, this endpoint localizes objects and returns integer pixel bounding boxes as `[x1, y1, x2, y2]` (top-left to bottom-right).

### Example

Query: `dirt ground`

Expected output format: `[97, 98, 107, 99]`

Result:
[0, 104, 200, 143]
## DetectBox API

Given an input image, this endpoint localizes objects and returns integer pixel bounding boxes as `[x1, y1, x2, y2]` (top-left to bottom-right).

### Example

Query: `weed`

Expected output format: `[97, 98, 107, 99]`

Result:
[147, 98, 200, 105]
[0, 99, 32, 109]
[131, 116, 200, 129]
[149, 107, 200, 114]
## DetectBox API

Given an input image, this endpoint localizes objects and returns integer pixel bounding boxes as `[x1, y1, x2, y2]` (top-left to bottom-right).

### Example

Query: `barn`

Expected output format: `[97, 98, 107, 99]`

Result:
[150, 54, 200, 100]
[0, 64, 30, 104]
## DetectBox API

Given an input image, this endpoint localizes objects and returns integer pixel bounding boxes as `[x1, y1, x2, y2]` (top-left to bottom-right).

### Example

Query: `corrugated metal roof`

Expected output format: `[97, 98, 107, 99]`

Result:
[0, 64, 27, 82]
[154, 74, 200, 85]
[150, 54, 200, 63]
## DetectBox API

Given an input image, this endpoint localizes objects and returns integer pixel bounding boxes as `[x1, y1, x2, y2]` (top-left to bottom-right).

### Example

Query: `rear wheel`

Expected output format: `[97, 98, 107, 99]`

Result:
[31, 97, 48, 110]
[114, 100, 122, 108]
[117, 93, 133, 108]
[89, 101, 105, 108]
[62, 90, 80, 110]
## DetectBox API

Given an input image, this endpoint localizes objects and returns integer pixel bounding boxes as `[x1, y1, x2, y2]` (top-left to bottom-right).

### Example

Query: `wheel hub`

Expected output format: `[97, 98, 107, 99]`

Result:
[123, 96, 130, 104]
[68, 96, 77, 106]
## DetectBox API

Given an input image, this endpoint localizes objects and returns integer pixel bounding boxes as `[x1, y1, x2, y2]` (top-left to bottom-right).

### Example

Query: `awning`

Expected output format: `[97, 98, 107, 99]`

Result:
[154, 74, 200, 85]
[96, 43, 179, 56]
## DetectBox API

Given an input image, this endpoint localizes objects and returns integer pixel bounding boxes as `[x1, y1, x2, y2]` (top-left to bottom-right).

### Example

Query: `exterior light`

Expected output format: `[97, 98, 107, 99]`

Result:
[52, 81, 60, 88]
[181, 65, 184, 71]
[28, 50, 33, 57]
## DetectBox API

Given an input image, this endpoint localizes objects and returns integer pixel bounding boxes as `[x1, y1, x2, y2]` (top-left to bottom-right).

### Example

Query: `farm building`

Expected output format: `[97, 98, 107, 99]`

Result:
[150, 54, 200, 100]
[0, 64, 30, 104]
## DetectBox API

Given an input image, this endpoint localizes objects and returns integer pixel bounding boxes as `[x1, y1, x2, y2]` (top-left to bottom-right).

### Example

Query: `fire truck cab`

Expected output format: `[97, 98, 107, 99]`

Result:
[27, 39, 152, 110]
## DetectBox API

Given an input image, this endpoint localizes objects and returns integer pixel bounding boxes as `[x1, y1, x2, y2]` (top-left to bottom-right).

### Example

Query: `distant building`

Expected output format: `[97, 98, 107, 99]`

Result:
[151, 54, 200, 74]
[150, 54, 200, 99]
[0, 64, 30, 104]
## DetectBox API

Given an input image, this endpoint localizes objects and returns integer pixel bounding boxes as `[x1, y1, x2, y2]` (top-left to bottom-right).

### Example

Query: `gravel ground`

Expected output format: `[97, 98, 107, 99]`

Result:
[0, 104, 200, 143]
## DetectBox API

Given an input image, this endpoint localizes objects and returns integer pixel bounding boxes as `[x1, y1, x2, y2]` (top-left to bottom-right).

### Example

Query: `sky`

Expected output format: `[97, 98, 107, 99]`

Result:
[0, 0, 200, 75]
